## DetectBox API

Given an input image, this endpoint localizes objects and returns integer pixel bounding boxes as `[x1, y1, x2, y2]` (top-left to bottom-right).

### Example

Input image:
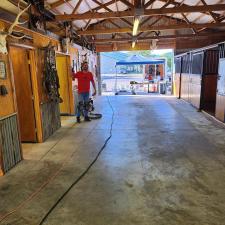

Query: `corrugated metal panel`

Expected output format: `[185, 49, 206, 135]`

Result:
[41, 102, 61, 141]
[0, 114, 22, 174]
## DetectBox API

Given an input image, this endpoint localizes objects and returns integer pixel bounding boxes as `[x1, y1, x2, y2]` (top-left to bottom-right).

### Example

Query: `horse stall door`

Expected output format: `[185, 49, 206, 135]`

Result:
[215, 58, 225, 122]
[9, 47, 37, 142]
[201, 50, 219, 115]
[56, 55, 71, 115]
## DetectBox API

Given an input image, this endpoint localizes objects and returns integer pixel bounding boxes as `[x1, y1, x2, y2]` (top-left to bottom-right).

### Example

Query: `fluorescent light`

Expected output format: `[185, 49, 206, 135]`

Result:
[132, 17, 140, 36]
[132, 41, 136, 48]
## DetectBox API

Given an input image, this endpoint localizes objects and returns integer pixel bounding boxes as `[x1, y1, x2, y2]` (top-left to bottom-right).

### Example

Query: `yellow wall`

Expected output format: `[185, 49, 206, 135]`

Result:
[56, 55, 71, 114]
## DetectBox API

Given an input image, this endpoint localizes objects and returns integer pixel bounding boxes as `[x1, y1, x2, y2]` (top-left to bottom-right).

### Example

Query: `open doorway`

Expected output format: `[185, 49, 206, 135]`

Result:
[100, 50, 173, 96]
[9, 46, 37, 142]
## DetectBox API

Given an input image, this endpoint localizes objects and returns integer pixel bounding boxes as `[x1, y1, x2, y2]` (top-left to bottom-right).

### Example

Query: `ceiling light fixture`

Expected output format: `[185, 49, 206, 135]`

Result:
[132, 17, 140, 36]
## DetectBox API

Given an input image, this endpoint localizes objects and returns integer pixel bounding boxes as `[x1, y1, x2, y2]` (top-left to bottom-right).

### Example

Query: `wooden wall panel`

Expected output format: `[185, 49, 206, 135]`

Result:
[174, 73, 181, 98]
[0, 54, 15, 117]
[180, 73, 190, 102]
[215, 95, 225, 122]
[189, 74, 202, 109]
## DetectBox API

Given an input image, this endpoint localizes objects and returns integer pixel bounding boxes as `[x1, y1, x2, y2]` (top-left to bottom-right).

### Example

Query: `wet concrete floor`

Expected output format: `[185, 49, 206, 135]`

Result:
[0, 95, 225, 225]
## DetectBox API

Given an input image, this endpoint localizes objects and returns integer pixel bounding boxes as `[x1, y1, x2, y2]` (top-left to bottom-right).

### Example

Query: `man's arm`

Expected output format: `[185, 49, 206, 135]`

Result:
[72, 71, 79, 80]
[90, 73, 97, 96]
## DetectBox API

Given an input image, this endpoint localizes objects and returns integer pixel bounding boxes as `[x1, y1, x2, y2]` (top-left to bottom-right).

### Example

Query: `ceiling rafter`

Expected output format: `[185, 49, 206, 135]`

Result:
[77, 21, 225, 35]
[192, 0, 225, 33]
[200, 0, 218, 22]
[137, 0, 174, 39]
[50, 0, 71, 9]
[137, 16, 164, 39]
[182, 13, 197, 34]
[115, 0, 119, 12]
[107, 19, 131, 38]
[91, 0, 132, 27]
[119, 0, 134, 9]
[71, 0, 83, 14]
[55, 4, 225, 21]
[44, 0, 225, 50]
[91, 31, 225, 43]
[144, 0, 155, 9]
[158, 0, 223, 22]
[88, 0, 132, 41]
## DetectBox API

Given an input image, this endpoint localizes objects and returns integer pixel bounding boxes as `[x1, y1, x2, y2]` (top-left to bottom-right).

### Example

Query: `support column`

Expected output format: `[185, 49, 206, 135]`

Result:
[96, 53, 102, 95]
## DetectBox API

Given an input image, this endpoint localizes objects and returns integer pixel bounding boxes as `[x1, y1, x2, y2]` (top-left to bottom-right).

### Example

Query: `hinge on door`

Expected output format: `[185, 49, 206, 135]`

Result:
[31, 95, 34, 100]
[28, 60, 31, 65]
[35, 128, 37, 133]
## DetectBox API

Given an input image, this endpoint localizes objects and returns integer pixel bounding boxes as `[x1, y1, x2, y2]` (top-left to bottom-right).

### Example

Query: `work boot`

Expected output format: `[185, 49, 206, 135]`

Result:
[76, 117, 81, 123]
[84, 116, 91, 122]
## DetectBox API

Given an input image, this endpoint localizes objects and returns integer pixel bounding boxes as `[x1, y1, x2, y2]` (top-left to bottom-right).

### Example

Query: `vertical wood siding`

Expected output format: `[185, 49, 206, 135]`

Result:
[0, 114, 22, 174]
[41, 102, 61, 141]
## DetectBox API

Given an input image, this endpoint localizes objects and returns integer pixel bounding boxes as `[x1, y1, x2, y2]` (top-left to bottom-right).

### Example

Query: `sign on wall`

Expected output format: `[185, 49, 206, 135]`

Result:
[0, 61, 6, 79]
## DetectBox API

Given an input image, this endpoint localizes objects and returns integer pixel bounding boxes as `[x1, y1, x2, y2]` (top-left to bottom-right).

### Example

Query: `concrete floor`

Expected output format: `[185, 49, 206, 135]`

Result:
[0, 95, 225, 225]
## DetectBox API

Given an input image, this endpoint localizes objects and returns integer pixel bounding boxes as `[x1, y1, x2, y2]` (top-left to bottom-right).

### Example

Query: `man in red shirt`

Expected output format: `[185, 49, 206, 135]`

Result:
[73, 61, 96, 122]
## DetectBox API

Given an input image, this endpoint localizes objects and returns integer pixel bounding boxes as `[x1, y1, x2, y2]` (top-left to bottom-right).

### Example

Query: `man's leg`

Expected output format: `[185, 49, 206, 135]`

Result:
[83, 92, 91, 121]
[76, 93, 84, 122]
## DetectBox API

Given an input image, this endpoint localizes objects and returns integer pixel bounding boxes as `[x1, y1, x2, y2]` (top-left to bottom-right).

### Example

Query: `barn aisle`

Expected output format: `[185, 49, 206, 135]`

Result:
[0, 96, 225, 225]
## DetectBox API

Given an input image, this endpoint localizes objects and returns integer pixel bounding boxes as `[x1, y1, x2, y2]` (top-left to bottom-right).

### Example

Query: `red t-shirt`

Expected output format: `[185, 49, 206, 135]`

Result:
[73, 71, 94, 93]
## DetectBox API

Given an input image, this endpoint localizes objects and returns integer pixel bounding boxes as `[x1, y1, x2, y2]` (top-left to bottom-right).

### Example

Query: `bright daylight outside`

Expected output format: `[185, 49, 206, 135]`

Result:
[100, 49, 173, 96]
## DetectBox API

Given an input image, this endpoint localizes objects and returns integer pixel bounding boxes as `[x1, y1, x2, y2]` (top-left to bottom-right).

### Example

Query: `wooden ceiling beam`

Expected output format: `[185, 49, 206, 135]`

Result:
[144, 0, 155, 9]
[137, 0, 172, 38]
[181, 13, 197, 34]
[90, 31, 225, 43]
[138, 16, 164, 38]
[72, 0, 83, 14]
[50, 0, 71, 9]
[95, 41, 175, 52]
[89, 0, 118, 12]
[77, 21, 225, 35]
[107, 19, 132, 38]
[55, 4, 225, 21]
[120, 0, 134, 8]
[158, 0, 221, 19]
[200, 0, 218, 22]
[91, 0, 132, 27]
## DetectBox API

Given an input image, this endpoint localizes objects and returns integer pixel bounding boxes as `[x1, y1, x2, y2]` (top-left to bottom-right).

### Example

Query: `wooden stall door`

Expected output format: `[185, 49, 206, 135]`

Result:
[56, 56, 71, 114]
[215, 58, 225, 122]
[9, 47, 37, 142]
[174, 73, 181, 98]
